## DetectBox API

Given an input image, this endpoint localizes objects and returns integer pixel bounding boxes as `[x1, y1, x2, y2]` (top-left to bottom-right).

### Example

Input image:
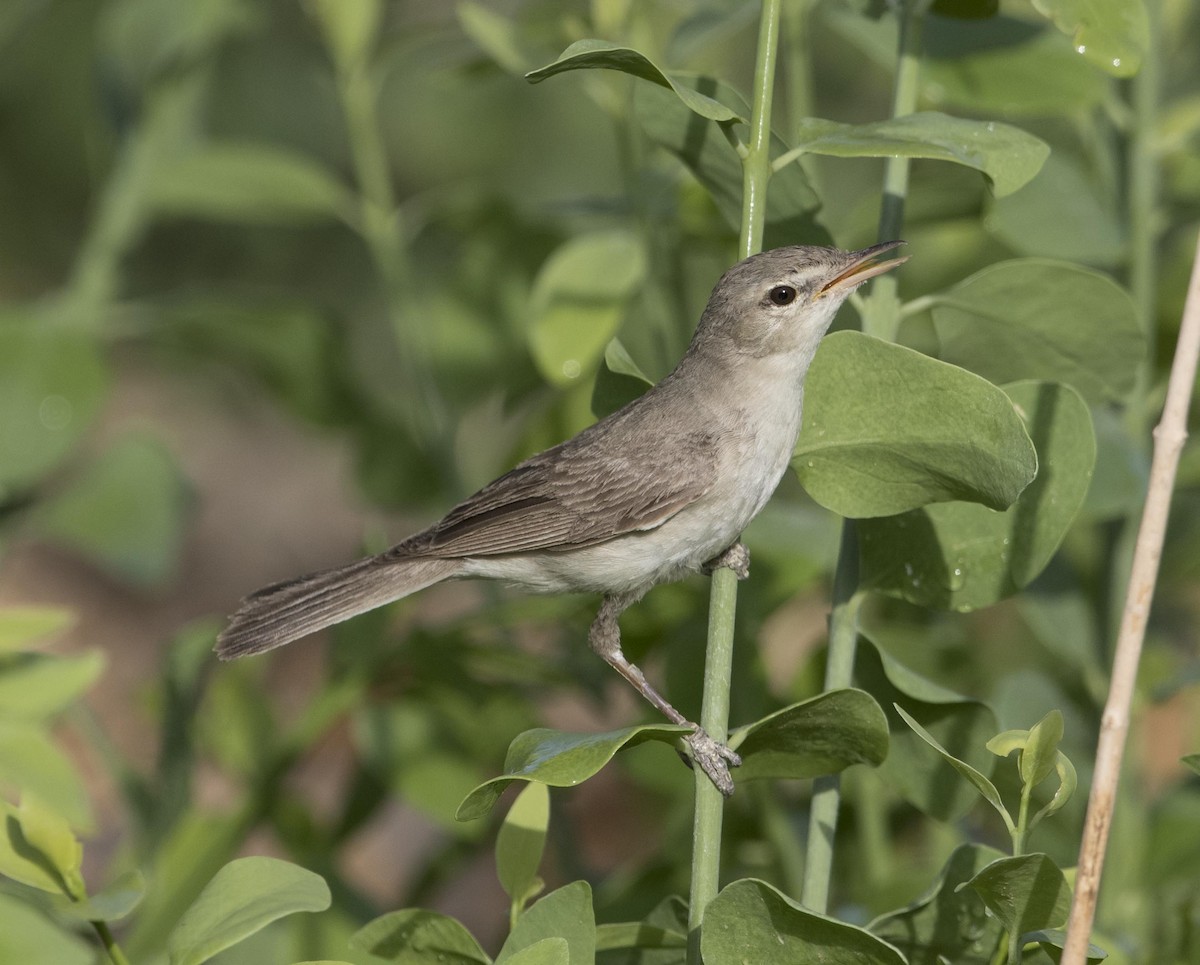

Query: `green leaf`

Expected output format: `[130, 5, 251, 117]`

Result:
[729, 689, 889, 781]
[868, 844, 1006, 964]
[1029, 0, 1147, 76]
[788, 113, 1048, 197]
[962, 853, 1072, 935]
[349, 909, 490, 964]
[794, 332, 1037, 517]
[894, 706, 1013, 831]
[528, 231, 647, 387]
[0, 322, 108, 491]
[1032, 751, 1077, 827]
[456, 724, 691, 822]
[594, 922, 687, 953]
[167, 857, 331, 965]
[497, 782, 549, 906]
[149, 144, 352, 225]
[307, 0, 381, 69]
[855, 638, 998, 821]
[0, 893, 93, 965]
[1020, 710, 1065, 787]
[503, 938, 569, 965]
[860, 381, 1095, 611]
[0, 650, 105, 721]
[0, 608, 76, 652]
[14, 796, 83, 898]
[1027, 928, 1109, 962]
[1183, 753, 1200, 776]
[51, 869, 147, 923]
[702, 879, 905, 964]
[496, 881, 594, 965]
[33, 434, 190, 588]
[0, 799, 68, 894]
[594, 895, 687, 963]
[633, 77, 824, 248]
[0, 722, 93, 829]
[928, 260, 1143, 404]
[526, 40, 740, 123]
[591, 338, 655, 418]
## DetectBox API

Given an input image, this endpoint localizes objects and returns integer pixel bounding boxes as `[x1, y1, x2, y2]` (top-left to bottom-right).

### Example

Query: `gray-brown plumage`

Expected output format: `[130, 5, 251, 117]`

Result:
[217, 242, 908, 795]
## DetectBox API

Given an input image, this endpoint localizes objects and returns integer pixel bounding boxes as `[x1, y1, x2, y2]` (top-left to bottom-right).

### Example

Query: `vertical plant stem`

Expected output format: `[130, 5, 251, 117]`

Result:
[800, 0, 925, 914]
[801, 523, 863, 911]
[1062, 232, 1200, 963]
[92, 920, 132, 965]
[688, 1, 781, 960]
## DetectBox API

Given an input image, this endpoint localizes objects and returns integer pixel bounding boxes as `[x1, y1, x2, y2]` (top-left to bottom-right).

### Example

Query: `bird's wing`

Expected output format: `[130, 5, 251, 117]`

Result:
[393, 428, 718, 558]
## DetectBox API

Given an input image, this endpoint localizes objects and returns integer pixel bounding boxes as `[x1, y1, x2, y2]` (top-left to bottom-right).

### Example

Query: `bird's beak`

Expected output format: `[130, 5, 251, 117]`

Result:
[818, 240, 909, 297]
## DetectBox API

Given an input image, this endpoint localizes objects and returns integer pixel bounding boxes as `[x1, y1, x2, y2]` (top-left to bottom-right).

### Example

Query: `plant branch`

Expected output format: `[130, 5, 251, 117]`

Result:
[688, 1, 781, 960]
[1061, 232, 1200, 963]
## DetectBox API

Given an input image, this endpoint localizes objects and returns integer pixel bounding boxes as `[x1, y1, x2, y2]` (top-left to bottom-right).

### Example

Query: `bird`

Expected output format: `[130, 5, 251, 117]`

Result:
[216, 242, 908, 795]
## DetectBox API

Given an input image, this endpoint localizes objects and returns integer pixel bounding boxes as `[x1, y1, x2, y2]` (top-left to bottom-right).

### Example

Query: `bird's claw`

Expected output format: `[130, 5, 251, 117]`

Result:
[702, 541, 750, 581]
[682, 727, 742, 797]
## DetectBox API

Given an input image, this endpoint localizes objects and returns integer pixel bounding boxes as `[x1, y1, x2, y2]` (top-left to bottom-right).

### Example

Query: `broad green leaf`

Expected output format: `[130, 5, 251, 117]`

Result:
[855, 638, 998, 821]
[149, 144, 352, 225]
[963, 853, 1072, 935]
[929, 260, 1142, 404]
[0, 799, 67, 894]
[702, 879, 905, 964]
[860, 381, 1095, 611]
[0, 722, 92, 829]
[526, 40, 740, 123]
[894, 706, 1013, 831]
[985, 151, 1125, 266]
[15, 797, 83, 898]
[1184, 754, 1200, 776]
[591, 338, 655, 418]
[456, 724, 691, 822]
[1025, 928, 1108, 962]
[33, 434, 190, 588]
[497, 783, 549, 906]
[167, 857, 331, 965]
[0, 608, 76, 652]
[349, 909, 490, 964]
[0, 893, 93, 965]
[496, 881, 594, 965]
[868, 844, 1006, 964]
[1030, 0, 1147, 75]
[594, 895, 687, 963]
[794, 332, 1037, 517]
[1032, 751, 1077, 827]
[528, 231, 647, 387]
[0, 322, 108, 490]
[594, 922, 686, 952]
[729, 689, 888, 781]
[633, 78, 824, 249]
[308, 0, 381, 69]
[0, 650, 105, 721]
[51, 869, 146, 922]
[787, 113, 1048, 197]
[503, 938, 569, 965]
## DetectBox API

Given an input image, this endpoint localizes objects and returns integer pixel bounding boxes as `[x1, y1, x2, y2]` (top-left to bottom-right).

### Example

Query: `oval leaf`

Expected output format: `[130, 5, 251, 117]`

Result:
[729, 689, 889, 781]
[349, 909, 490, 964]
[456, 724, 691, 821]
[497, 782, 549, 905]
[788, 113, 1048, 197]
[0, 799, 69, 894]
[860, 381, 1095, 611]
[0, 650, 106, 722]
[929, 260, 1143, 404]
[166, 856, 331, 965]
[529, 231, 647, 386]
[526, 40, 740, 122]
[703, 879, 905, 964]
[496, 881, 594, 965]
[149, 144, 352, 225]
[794, 332, 1037, 517]
[0, 723, 93, 829]
[1029, 0, 1147, 76]
[963, 853, 1072, 935]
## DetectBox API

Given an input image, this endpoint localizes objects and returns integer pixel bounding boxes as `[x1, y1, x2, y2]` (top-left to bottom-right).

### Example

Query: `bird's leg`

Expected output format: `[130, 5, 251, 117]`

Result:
[588, 593, 741, 797]
[702, 540, 750, 580]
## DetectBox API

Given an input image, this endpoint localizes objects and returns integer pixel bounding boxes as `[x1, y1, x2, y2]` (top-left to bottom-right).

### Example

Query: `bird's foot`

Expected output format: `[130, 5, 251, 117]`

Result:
[702, 541, 750, 580]
[683, 727, 742, 797]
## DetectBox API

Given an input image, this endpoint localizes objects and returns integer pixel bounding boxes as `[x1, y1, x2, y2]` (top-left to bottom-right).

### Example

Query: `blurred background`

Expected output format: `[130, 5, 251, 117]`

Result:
[1, 0, 1199, 961]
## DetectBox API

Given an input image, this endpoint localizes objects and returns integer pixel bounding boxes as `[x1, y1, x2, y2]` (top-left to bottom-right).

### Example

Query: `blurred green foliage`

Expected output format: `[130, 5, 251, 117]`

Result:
[0, 0, 1198, 962]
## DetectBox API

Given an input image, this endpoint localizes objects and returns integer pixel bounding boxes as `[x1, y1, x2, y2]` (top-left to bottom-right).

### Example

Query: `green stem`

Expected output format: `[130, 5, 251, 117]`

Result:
[688, 1, 782, 961]
[801, 523, 864, 911]
[92, 919, 132, 965]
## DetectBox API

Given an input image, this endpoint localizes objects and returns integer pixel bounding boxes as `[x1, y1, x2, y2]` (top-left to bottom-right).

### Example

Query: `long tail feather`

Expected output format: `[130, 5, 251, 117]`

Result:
[216, 555, 460, 659]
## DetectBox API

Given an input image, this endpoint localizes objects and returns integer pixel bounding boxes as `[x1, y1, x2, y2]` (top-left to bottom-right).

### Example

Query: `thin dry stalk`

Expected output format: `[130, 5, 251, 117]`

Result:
[1062, 231, 1200, 963]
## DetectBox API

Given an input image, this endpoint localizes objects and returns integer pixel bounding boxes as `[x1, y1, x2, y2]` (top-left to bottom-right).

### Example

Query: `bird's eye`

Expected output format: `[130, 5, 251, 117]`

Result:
[768, 285, 797, 306]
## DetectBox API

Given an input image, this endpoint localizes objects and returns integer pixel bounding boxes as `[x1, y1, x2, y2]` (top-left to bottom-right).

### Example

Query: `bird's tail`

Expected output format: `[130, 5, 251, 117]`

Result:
[215, 555, 460, 659]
